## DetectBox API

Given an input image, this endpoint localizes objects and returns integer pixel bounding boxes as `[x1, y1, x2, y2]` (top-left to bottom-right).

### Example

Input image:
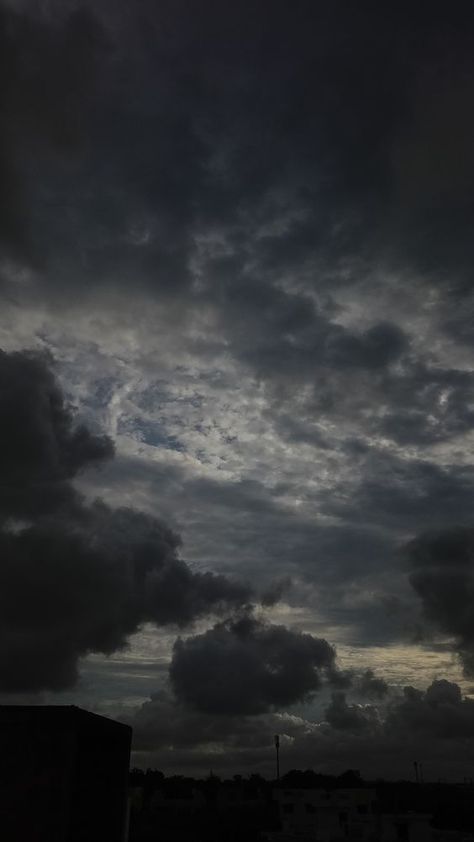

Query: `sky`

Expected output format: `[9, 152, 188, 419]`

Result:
[2, 0, 474, 780]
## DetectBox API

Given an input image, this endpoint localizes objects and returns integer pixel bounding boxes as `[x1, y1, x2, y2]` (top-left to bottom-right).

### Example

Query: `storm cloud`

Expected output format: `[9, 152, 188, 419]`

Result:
[355, 669, 389, 700]
[324, 692, 378, 733]
[132, 677, 474, 779]
[2, 0, 474, 304]
[2, 0, 474, 777]
[0, 348, 113, 518]
[0, 350, 251, 691]
[407, 528, 474, 676]
[170, 615, 335, 715]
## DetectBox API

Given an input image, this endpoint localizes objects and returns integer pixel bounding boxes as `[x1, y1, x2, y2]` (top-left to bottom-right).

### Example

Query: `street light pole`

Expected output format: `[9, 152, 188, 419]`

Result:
[274, 734, 280, 782]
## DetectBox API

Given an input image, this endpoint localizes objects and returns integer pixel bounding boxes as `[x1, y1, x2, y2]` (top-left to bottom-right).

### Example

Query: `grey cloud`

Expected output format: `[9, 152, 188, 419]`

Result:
[219, 272, 410, 384]
[4, 0, 474, 731]
[375, 366, 474, 447]
[2, 0, 473, 302]
[260, 576, 292, 607]
[0, 2, 109, 264]
[407, 528, 474, 675]
[325, 452, 474, 534]
[90, 448, 411, 645]
[169, 615, 335, 715]
[325, 692, 378, 732]
[250, 332, 474, 451]
[131, 687, 279, 754]
[2, 0, 474, 474]
[0, 350, 251, 692]
[324, 322, 407, 370]
[131, 678, 474, 779]
[0, 503, 250, 692]
[386, 679, 474, 740]
[355, 669, 389, 700]
[315, 360, 474, 449]
[0, 348, 113, 519]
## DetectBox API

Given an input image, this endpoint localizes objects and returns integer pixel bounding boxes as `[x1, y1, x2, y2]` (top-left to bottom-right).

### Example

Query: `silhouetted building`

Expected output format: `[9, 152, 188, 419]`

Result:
[268, 787, 433, 842]
[0, 705, 132, 842]
[271, 787, 378, 841]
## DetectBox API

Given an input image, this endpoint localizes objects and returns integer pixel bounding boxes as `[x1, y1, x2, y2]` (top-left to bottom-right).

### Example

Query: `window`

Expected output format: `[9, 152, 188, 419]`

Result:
[283, 803, 294, 814]
[305, 803, 316, 814]
[357, 805, 368, 815]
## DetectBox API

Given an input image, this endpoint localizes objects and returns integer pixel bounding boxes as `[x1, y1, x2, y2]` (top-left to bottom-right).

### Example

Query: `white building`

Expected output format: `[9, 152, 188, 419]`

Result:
[268, 788, 432, 842]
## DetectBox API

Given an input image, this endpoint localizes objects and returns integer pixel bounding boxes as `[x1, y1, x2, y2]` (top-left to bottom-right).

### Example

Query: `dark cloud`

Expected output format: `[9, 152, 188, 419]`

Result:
[131, 678, 474, 779]
[0, 350, 251, 692]
[169, 615, 335, 715]
[324, 322, 407, 370]
[260, 576, 292, 607]
[407, 528, 474, 675]
[0, 2, 109, 263]
[324, 452, 474, 534]
[0, 348, 113, 518]
[0, 503, 250, 692]
[2, 1, 474, 475]
[1, 0, 473, 299]
[131, 687, 277, 755]
[325, 692, 378, 732]
[242, 319, 474, 450]
[355, 669, 389, 700]
[385, 679, 474, 740]
[3, 0, 474, 770]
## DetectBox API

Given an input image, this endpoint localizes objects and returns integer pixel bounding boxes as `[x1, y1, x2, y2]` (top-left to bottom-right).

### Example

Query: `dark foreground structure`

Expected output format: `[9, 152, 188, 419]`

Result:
[0, 705, 132, 842]
[128, 769, 474, 842]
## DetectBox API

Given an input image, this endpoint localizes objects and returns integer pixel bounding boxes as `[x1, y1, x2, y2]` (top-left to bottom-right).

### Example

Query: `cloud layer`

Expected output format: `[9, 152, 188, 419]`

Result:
[132, 677, 474, 779]
[408, 529, 474, 675]
[0, 350, 251, 691]
[2, 0, 474, 777]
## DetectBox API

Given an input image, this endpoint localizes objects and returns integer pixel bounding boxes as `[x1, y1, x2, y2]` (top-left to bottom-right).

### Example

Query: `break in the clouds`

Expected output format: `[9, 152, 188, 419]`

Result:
[2, 0, 474, 776]
[0, 349, 251, 691]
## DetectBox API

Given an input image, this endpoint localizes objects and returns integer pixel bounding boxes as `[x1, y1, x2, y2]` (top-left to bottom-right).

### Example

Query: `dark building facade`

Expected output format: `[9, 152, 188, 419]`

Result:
[0, 705, 132, 842]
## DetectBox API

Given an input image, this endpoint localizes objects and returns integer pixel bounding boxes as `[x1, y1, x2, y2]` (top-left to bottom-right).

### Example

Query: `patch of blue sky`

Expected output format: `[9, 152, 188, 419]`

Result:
[92, 377, 120, 408]
[132, 382, 204, 412]
[118, 416, 186, 452]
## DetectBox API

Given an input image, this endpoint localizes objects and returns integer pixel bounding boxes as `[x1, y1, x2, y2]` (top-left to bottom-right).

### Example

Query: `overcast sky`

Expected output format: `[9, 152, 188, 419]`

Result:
[3, 0, 474, 779]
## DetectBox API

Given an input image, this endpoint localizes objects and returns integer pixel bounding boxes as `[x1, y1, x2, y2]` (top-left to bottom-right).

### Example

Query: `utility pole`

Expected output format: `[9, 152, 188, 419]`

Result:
[414, 761, 419, 784]
[274, 734, 280, 782]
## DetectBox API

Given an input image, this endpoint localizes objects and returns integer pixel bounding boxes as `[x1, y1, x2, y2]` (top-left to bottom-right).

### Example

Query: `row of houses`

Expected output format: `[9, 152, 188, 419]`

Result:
[1, 705, 473, 842]
[267, 787, 433, 842]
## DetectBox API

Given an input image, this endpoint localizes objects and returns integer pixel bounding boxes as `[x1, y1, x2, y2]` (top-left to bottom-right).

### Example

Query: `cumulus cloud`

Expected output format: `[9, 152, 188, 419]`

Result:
[131, 678, 474, 779]
[0, 350, 251, 691]
[169, 615, 336, 715]
[0, 348, 113, 518]
[355, 669, 389, 700]
[325, 692, 379, 732]
[385, 679, 474, 740]
[407, 528, 474, 675]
